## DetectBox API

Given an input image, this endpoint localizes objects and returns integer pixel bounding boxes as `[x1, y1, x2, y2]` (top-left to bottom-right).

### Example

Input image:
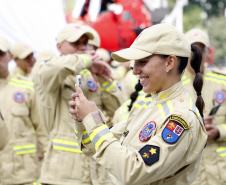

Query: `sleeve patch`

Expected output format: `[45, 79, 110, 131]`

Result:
[162, 115, 188, 144]
[139, 145, 160, 166]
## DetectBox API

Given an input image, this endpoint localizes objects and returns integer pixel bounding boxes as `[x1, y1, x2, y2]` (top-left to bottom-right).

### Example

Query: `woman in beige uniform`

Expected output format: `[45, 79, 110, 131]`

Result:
[69, 23, 207, 185]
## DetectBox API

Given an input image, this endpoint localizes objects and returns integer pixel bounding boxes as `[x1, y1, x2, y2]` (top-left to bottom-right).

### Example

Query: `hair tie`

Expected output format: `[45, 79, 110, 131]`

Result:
[195, 70, 200, 74]
[197, 92, 202, 96]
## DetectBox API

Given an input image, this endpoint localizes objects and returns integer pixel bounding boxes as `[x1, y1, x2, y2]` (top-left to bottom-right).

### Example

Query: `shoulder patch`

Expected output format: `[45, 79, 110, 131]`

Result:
[139, 121, 156, 141]
[13, 92, 25, 103]
[162, 115, 188, 144]
[214, 90, 225, 104]
[86, 79, 98, 91]
[139, 145, 160, 166]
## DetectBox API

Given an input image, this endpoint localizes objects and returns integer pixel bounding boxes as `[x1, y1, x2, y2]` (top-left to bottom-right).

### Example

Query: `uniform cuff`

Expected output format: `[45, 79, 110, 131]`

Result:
[74, 121, 86, 131]
[215, 124, 226, 141]
[79, 54, 92, 69]
[83, 111, 105, 135]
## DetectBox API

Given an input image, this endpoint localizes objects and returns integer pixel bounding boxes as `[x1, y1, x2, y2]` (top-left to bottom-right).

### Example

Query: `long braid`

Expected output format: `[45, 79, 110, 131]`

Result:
[128, 80, 143, 111]
[190, 44, 205, 118]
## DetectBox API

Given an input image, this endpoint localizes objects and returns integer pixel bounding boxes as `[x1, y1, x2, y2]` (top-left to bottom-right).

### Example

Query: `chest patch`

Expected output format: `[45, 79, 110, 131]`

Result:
[162, 115, 188, 144]
[13, 92, 25, 103]
[214, 90, 225, 104]
[139, 121, 156, 141]
[86, 79, 98, 91]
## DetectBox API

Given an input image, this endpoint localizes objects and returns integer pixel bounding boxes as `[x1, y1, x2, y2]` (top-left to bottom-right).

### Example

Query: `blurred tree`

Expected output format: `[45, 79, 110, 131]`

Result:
[207, 16, 226, 66]
[183, 0, 226, 65]
[183, 2, 205, 32]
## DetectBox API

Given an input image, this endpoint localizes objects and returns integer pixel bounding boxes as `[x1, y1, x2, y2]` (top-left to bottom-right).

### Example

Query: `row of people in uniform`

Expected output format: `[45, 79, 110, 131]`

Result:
[0, 22, 226, 185]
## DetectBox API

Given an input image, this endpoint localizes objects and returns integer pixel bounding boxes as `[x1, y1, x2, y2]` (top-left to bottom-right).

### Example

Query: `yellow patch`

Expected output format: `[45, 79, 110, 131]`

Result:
[170, 115, 189, 129]
[160, 94, 167, 99]
[149, 148, 156, 155]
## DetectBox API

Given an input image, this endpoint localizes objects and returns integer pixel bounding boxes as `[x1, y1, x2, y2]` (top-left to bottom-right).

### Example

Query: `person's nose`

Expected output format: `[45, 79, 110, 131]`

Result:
[133, 61, 141, 75]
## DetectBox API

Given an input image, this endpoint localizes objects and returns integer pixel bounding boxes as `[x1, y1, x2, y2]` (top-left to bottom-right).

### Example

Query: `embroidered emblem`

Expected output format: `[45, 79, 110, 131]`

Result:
[13, 92, 25, 103]
[139, 121, 156, 141]
[123, 128, 129, 137]
[86, 79, 98, 91]
[214, 90, 225, 104]
[162, 115, 188, 144]
[159, 94, 167, 100]
[139, 145, 160, 166]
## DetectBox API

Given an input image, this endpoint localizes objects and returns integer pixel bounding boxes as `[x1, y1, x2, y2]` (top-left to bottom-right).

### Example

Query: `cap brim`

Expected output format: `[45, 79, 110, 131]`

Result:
[67, 31, 94, 43]
[0, 46, 8, 52]
[19, 49, 33, 59]
[111, 47, 152, 62]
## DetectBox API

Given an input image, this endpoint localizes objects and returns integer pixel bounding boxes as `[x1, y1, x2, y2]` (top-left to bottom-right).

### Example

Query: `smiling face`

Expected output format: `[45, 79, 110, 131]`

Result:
[133, 54, 180, 93]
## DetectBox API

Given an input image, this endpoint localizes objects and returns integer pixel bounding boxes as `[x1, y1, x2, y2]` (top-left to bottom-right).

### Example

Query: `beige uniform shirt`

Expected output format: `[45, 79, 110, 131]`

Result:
[0, 112, 9, 150]
[10, 66, 31, 78]
[183, 69, 226, 185]
[113, 91, 146, 124]
[0, 75, 48, 184]
[33, 54, 124, 185]
[76, 81, 207, 185]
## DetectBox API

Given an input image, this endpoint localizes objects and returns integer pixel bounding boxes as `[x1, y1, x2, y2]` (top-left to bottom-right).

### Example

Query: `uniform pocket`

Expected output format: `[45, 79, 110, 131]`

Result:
[11, 107, 29, 117]
[12, 141, 39, 181]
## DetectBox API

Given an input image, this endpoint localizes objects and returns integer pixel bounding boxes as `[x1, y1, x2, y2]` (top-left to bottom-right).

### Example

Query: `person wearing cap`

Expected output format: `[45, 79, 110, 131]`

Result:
[10, 42, 36, 78]
[32, 23, 122, 185]
[0, 36, 49, 184]
[183, 28, 226, 185]
[69, 23, 207, 185]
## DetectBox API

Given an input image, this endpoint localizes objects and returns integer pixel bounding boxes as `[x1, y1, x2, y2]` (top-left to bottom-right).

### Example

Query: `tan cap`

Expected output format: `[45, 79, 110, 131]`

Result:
[185, 28, 210, 47]
[11, 42, 34, 59]
[57, 23, 94, 43]
[112, 23, 191, 62]
[96, 48, 110, 62]
[82, 25, 100, 47]
[0, 36, 11, 52]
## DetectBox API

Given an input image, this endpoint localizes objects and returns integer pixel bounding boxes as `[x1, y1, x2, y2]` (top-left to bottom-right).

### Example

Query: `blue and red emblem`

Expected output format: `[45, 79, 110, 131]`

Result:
[214, 90, 225, 104]
[86, 79, 98, 91]
[13, 92, 25, 103]
[162, 120, 184, 144]
[139, 121, 156, 141]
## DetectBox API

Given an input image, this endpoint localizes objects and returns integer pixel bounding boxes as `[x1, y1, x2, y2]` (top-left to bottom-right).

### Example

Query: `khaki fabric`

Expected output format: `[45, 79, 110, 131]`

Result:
[113, 91, 146, 124]
[33, 54, 123, 184]
[10, 66, 31, 78]
[182, 69, 226, 185]
[0, 112, 9, 150]
[76, 81, 207, 185]
[0, 75, 49, 185]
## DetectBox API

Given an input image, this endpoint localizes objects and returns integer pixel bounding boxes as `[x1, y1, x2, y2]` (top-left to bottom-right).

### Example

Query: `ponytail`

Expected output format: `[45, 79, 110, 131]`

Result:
[190, 44, 205, 118]
[128, 80, 143, 111]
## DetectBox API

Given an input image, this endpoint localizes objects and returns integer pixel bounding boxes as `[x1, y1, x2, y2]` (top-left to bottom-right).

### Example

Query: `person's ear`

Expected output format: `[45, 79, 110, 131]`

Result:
[166, 55, 177, 72]
[57, 43, 62, 52]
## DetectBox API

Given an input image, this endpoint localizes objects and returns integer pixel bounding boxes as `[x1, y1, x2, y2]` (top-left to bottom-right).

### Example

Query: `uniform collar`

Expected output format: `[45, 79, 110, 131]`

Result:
[146, 81, 184, 103]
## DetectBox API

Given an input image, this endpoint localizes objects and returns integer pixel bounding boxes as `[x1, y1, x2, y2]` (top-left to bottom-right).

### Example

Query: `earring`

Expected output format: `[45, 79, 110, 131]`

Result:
[166, 69, 169, 73]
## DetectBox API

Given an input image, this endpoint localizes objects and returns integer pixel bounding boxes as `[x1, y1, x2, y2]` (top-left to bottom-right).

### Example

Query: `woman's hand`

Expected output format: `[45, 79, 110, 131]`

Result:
[69, 84, 98, 121]
[204, 115, 220, 140]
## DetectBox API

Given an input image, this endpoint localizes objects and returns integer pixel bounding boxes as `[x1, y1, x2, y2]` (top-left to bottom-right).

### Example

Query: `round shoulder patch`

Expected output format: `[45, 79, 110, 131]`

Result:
[214, 90, 225, 104]
[86, 79, 98, 91]
[139, 121, 156, 141]
[13, 92, 25, 103]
